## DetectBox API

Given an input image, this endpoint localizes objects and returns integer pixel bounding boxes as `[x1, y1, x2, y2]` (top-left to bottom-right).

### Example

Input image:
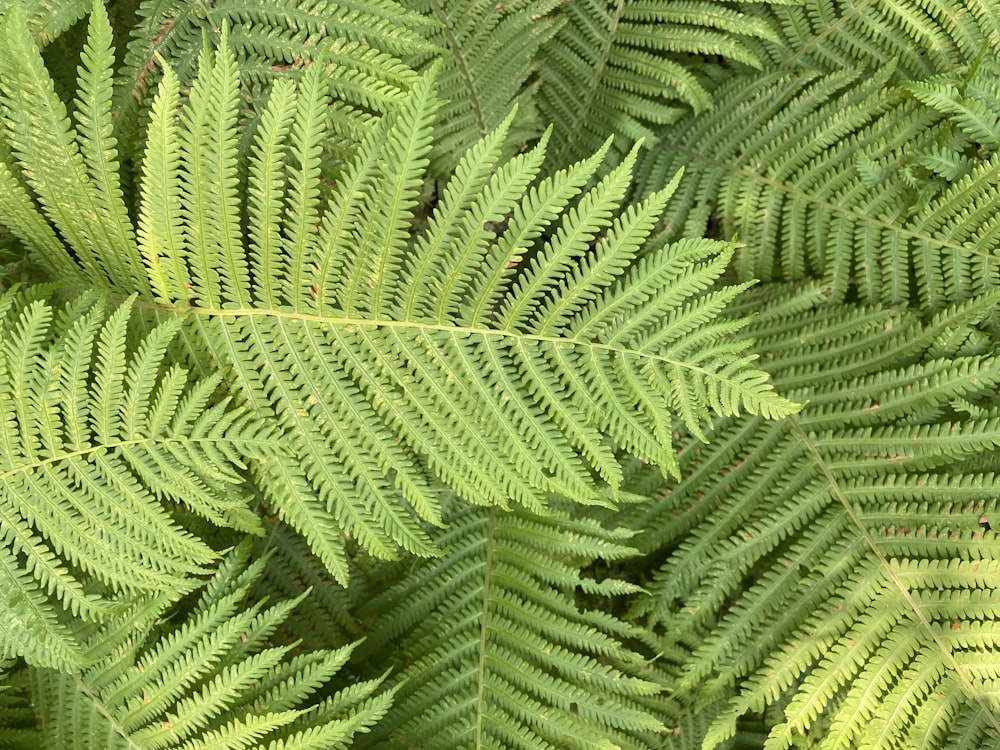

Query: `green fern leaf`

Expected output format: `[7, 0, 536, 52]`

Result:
[179, 46, 793, 579]
[637, 66, 1000, 309]
[115, 0, 432, 159]
[0, 1, 148, 291]
[534, 0, 786, 167]
[0, 659, 37, 749]
[178, 22, 248, 311]
[745, 0, 1000, 80]
[0, 0, 90, 46]
[405, 0, 563, 174]
[625, 284, 1000, 750]
[137, 60, 189, 305]
[5, 541, 394, 749]
[0, 290, 270, 671]
[354, 502, 664, 749]
[0, 16, 799, 584]
[74, 0, 138, 288]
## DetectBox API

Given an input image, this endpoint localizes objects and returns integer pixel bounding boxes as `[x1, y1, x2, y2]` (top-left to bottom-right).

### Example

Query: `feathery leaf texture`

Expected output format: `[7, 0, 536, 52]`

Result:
[3, 0, 999, 745]
[626, 284, 1000, 749]
[743, 0, 1000, 79]
[0, 0, 151, 293]
[0, 0, 89, 45]
[354, 502, 664, 750]
[0, 290, 269, 672]
[114, 0, 432, 156]
[184, 58, 796, 580]
[0, 11, 798, 584]
[1, 541, 394, 749]
[637, 65, 1000, 308]
[406, 0, 563, 175]
[534, 0, 789, 167]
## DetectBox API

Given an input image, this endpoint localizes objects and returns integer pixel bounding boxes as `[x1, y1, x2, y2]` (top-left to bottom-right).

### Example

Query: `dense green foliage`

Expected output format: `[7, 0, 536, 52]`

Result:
[0, 0, 997, 747]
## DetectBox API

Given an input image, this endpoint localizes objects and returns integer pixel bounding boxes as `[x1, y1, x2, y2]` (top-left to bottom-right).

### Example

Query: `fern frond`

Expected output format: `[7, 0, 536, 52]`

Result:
[120, 36, 795, 581]
[0, 0, 90, 46]
[534, 0, 786, 167]
[905, 59, 1000, 151]
[637, 66, 1000, 308]
[353, 502, 664, 749]
[0, 660, 37, 750]
[3, 0, 795, 583]
[0, 143, 81, 282]
[74, 0, 137, 288]
[249, 518, 371, 651]
[625, 285, 1000, 749]
[11, 541, 394, 749]
[746, 0, 1000, 79]
[137, 61, 188, 305]
[0, 290, 270, 671]
[178, 22, 248, 311]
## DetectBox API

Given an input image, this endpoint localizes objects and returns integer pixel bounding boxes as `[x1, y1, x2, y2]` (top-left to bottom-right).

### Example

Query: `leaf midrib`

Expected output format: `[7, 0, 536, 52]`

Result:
[0, 436, 267, 483]
[171, 302, 763, 394]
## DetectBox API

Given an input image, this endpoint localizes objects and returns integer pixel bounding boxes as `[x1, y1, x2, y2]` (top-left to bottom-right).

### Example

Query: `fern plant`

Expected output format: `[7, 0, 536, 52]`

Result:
[0, 0, 998, 747]
[0, 289, 269, 673]
[353, 501, 664, 749]
[0, 0, 795, 584]
[621, 283, 1000, 748]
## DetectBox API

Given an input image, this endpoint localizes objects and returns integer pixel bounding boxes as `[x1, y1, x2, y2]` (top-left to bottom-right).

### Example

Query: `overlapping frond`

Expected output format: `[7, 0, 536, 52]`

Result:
[405, 0, 562, 174]
[0, 289, 269, 672]
[352, 502, 664, 749]
[0, 0, 150, 291]
[0, 0, 428, 268]
[5, 541, 394, 749]
[1, 3, 797, 586]
[637, 65, 1000, 309]
[744, 0, 1000, 79]
[534, 0, 789, 168]
[249, 518, 371, 652]
[115, 0, 432, 154]
[625, 283, 1000, 749]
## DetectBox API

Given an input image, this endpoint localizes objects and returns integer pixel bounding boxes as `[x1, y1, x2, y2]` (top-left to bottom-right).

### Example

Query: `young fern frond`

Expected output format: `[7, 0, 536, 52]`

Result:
[0, 290, 270, 672]
[353, 502, 664, 750]
[5, 542, 394, 749]
[625, 284, 1000, 750]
